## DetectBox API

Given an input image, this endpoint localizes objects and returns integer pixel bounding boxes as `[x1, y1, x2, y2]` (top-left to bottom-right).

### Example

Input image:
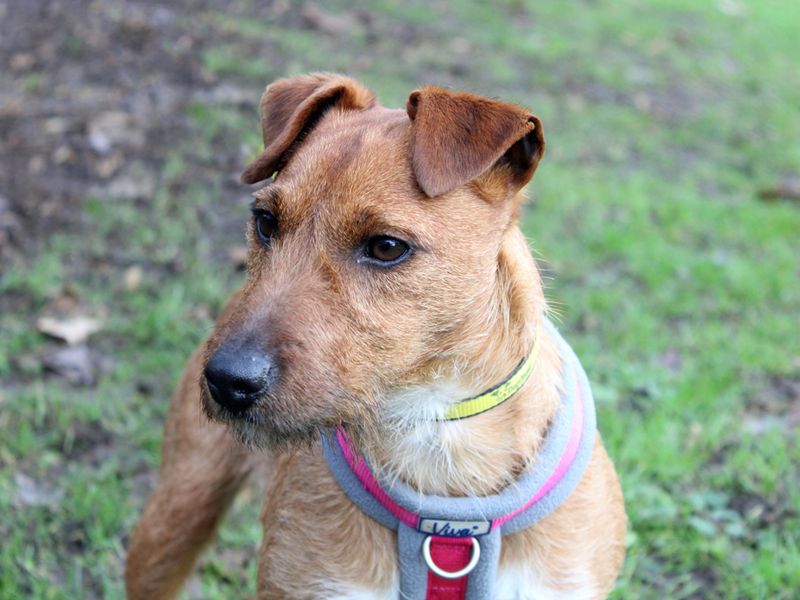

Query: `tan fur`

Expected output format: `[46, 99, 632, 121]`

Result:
[125, 347, 262, 599]
[126, 74, 626, 599]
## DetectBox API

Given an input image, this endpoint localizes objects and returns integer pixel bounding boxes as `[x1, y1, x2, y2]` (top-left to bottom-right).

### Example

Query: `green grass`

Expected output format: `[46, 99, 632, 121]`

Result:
[1, 1, 798, 598]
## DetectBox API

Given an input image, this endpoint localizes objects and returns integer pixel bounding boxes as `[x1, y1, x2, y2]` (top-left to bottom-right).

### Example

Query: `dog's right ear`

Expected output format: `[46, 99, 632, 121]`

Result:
[241, 73, 376, 184]
[406, 87, 544, 198]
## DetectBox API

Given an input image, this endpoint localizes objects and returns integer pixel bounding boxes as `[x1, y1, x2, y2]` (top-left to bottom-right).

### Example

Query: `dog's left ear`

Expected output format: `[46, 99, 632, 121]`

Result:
[241, 73, 376, 184]
[406, 87, 545, 198]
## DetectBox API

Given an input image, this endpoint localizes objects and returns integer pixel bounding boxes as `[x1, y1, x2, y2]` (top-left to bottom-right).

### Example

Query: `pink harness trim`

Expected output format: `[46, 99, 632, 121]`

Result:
[336, 429, 420, 528]
[335, 371, 585, 532]
[491, 375, 584, 528]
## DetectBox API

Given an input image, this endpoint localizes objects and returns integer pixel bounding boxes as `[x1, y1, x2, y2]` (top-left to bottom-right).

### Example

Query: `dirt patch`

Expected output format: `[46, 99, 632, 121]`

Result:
[729, 490, 798, 530]
[743, 374, 800, 434]
[685, 566, 720, 599]
[58, 418, 116, 461]
[0, 0, 270, 270]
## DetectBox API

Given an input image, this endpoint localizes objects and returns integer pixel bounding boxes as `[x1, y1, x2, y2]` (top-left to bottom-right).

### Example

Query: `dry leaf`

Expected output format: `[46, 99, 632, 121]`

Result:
[14, 473, 63, 507]
[42, 344, 97, 386]
[124, 265, 143, 291]
[758, 177, 800, 202]
[37, 315, 103, 345]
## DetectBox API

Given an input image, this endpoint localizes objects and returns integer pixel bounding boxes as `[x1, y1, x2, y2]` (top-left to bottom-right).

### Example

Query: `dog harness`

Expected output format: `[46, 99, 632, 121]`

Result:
[321, 319, 596, 599]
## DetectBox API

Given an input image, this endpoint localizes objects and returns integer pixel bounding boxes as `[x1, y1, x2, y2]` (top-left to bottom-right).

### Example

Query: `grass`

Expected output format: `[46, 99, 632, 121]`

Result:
[1, 0, 799, 598]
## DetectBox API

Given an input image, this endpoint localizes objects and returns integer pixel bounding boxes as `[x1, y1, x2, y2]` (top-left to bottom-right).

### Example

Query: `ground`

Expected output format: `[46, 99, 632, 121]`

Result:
[1, 0, 799, 598]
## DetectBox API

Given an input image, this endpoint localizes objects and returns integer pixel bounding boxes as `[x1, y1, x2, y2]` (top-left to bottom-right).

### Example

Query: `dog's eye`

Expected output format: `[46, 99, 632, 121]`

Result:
[365, 236, 410, 264]
[253, 210, 278, 245]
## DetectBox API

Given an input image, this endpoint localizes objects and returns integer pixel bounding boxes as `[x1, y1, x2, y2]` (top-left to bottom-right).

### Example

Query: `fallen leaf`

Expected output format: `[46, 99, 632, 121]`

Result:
[87, 111, 144, 154]
[301, 3, 359, 35]
[758, 176, 800, 202]
[37, 315, 102, 345]
[9, 52, 35, 72]
[42, 344, 97, 386]
[43, 286, 81, 315]
[124, 265, 143, 291]
[14, 473, 63, 507]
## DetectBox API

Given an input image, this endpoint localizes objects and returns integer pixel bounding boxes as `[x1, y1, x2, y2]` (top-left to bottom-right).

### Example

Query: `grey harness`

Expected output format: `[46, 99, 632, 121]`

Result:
[321, 320, 596, 599]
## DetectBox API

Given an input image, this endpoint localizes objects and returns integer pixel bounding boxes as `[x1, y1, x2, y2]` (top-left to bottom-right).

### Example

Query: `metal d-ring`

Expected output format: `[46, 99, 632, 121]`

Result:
[422, 536, 481, 579]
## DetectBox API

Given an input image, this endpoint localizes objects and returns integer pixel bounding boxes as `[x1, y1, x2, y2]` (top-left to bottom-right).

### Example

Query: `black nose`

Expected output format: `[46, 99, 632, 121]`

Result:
[204, 344, 277, 413]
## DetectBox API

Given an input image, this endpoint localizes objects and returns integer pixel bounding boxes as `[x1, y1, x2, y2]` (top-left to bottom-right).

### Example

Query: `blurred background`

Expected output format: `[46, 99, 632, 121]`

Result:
[1, 0, 798, 598]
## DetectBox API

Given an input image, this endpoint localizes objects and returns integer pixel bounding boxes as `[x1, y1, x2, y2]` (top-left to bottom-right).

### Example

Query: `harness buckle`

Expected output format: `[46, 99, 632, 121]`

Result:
[422, 536, 481, 579]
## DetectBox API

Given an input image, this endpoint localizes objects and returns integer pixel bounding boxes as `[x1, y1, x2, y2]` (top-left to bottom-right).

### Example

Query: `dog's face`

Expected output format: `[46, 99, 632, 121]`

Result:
[201, 74, 544, 448]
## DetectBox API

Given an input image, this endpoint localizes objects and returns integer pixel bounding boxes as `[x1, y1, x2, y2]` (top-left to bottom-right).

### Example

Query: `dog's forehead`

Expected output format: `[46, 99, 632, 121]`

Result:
[253, 106, 500, 246]
[270, 107, 420, 213]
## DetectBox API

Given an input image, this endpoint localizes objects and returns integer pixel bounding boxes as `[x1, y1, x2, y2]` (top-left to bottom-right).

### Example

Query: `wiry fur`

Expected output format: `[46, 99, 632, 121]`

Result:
[126, 74, 626, 599]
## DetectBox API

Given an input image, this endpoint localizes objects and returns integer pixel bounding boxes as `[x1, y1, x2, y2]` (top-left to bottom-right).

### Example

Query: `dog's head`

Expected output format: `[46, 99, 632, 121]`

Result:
[201, 73, 545, 448]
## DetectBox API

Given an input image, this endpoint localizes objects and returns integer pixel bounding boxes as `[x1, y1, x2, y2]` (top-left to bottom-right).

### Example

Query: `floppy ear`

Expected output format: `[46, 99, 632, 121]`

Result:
[241, 73, 376, 184]
[406, 87, 545, 197]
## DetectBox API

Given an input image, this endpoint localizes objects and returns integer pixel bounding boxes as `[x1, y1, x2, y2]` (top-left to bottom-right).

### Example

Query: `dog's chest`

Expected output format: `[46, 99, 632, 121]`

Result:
[260, 433, 599, 599]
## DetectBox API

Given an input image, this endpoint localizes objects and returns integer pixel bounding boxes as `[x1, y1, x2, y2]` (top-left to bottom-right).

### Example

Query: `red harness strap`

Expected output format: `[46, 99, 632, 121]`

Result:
[426, 536, 473, 600]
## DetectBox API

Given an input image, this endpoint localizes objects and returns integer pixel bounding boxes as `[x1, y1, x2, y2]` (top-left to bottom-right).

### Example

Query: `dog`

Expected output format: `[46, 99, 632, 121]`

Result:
[125, 73, 626, 599]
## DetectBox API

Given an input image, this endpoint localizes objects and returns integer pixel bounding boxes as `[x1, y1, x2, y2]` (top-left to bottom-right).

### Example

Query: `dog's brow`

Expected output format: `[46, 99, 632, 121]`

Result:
[355, 211, 425, 248]
[251, 185, 282, 210]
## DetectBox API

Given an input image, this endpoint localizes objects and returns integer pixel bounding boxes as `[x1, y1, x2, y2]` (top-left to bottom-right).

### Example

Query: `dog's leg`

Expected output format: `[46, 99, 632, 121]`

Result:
[125, 349, 259, 600]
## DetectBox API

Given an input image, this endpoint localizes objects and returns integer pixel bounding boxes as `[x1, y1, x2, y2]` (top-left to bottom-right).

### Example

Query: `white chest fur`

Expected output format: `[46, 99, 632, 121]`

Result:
[494, 565, 597, 600]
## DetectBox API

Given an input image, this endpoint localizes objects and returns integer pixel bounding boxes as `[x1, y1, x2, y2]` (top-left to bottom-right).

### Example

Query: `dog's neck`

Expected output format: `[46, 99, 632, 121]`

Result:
[361, 228, 563, 497]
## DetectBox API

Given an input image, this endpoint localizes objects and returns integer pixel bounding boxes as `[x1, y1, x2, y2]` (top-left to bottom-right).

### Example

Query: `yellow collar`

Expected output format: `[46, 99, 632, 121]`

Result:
[442, 332, 541, 420]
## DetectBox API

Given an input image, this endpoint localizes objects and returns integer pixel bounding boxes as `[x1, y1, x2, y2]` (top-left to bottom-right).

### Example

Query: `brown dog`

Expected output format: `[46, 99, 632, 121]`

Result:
[125, 73, 626, 599]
